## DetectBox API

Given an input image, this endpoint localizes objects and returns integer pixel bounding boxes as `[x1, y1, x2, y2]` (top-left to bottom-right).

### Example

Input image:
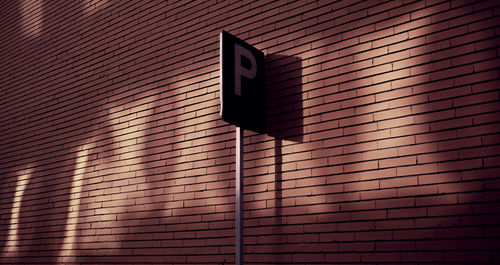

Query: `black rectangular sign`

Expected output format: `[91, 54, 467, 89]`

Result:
[220, 31, 266, 133]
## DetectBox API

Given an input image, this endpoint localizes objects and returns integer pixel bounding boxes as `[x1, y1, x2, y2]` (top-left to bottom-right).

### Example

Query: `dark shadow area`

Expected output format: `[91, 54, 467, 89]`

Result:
[264, 54, 303, 260]
[265, 53, 304, 211]
[266, 54, 304, 143]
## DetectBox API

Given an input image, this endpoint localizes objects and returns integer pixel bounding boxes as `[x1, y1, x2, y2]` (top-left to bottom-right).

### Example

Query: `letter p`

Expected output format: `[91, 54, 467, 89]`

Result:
[234, 43, 257, 96]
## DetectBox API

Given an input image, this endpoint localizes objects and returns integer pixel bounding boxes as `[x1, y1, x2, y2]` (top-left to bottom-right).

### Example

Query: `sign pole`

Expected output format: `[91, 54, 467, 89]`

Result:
[220, 31, 264, 265]
[235, 126, 244, 265]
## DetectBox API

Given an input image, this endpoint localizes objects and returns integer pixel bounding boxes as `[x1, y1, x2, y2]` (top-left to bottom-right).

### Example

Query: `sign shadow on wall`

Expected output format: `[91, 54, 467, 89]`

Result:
[266, 54, 304, 143]
[265, 54, 303, 239]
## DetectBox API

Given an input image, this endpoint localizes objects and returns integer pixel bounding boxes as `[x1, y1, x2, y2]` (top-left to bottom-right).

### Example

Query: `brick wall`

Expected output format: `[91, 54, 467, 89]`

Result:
[1, 0, 499, 264]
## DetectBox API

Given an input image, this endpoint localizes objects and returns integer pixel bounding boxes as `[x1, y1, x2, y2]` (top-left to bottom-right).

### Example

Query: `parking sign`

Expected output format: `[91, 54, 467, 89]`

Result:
[219, 31, 266, 134]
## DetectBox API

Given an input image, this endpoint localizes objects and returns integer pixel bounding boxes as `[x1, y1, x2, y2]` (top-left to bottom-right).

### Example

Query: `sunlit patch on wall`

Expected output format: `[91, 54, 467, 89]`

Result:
[1, 166, 34, 258]
[19, 0, 43, 39]
[57, 147, 92, 263]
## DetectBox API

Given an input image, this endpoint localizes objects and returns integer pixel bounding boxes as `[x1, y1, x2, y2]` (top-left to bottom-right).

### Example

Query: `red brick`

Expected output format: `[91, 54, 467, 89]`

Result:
[398, 143, 438, 156]
[428, 204, 473, 217]
[475, 35, 500, 51]
[339, 113, 374, 127]
[374, 106, 411, 120]
[452, 28, 496, 46]
[362, 148, 398, 161]
[391, 123, 430, 137]
[438, 158, 483, 172]
[453, 90, 500, 107]
[393, 53, 430, 71]
[378, 135, 416, 149]
[343, 122, 377, 135]
[360, 188, 397, 200]
[430, 117, 473, 131]
[344, 179, 379, 192]
[401, 251, 444, 262]
[380, 156, 417, 169]
[438, 181, 484, 193]
[389, 36, 426, 53]
[380, 176, 418, 188]
[350, 210, 387, 221]
[325, 253, 361, 263]
[389, 94, 428, 109]
[412, 99, 453, 114]
[330, 152, 362, 165]
[454, 70, 500, 87]
[417, 150, 459, 163]
[344, 160, 379, 173]
[453, 49, 497, 67]
[292, 253, 325, 263]
[341, 200, 375, 211]
[438, 137, 482, 151]
[378, 116, 415, 130]
[355, 129, 391, 143]
[373, 69, 410, 84]
[474, 58, 500, 72]
[376, 197, 415, 209]
[397, 163, 438, 177]
[431, 65, 474, 81]
[375, 240, 415, 251]
[411, 1, 450, 20]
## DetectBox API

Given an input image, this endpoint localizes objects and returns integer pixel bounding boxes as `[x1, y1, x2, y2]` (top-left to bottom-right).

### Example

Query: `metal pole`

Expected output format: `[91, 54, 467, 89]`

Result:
[235, 126, 244, 265]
